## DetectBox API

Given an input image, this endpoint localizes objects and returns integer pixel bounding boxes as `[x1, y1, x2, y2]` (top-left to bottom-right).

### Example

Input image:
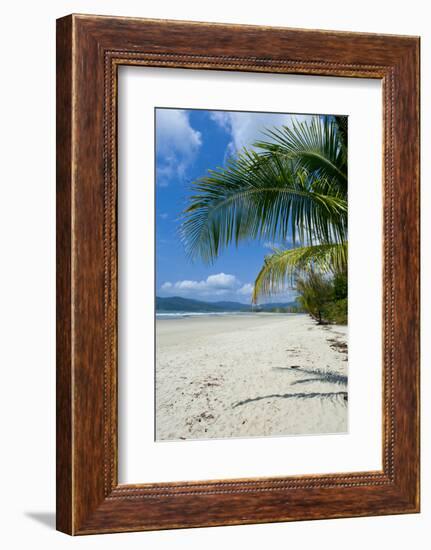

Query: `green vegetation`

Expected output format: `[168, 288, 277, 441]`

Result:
[295, 271, 347, 325]
[181, 116, 348, 325]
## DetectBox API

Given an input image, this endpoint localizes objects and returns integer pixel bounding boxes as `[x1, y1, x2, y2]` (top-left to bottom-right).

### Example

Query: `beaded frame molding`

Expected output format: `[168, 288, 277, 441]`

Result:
[56, 14, 420, 535]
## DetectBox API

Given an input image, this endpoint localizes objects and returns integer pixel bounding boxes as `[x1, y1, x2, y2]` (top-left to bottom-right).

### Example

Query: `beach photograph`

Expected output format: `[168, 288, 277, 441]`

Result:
[155, 108, 348, 441]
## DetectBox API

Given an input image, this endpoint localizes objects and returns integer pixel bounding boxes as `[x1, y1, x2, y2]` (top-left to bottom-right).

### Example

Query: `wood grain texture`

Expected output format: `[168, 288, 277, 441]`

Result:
[56, 16, 73, 535]
[56, 14, 420, 535]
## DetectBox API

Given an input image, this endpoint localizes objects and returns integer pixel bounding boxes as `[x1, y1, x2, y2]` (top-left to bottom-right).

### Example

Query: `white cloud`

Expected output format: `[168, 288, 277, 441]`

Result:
[156, 109, 202, 186]
[210, 111, 313, 157]
[159, 272, 299, 303]
[209, 111, 231, 131]
[237, 283, 254, 296]
[161, 282, 172, 290]
[175, 280, 205, 291]
[159, 212, 169, 220]
[205, 273, 238, 289]
[159, 272, 241, 299]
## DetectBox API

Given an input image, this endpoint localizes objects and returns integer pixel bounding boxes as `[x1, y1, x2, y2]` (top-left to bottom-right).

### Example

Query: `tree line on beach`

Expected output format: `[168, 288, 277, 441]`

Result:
[180, 115, 348, 325]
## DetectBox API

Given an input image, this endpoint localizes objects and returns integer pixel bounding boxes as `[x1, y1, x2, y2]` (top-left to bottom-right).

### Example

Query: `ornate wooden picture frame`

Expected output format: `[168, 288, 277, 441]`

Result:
[56, 14, 420, 535]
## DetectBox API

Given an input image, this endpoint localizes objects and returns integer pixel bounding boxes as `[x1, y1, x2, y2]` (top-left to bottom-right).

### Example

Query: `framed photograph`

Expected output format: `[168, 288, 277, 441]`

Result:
[56, 14, 420, 534]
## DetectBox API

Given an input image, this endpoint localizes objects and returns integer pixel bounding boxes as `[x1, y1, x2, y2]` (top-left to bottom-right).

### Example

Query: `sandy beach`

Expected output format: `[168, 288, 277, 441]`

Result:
[155, 314, 348, 441]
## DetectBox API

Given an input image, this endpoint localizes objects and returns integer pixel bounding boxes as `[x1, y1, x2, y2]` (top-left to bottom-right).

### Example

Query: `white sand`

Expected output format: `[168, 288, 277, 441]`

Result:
[155, 314, 348, 441]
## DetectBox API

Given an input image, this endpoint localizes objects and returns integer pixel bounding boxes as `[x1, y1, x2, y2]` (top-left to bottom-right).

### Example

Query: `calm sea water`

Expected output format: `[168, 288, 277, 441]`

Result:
[156, 311, 297, 320]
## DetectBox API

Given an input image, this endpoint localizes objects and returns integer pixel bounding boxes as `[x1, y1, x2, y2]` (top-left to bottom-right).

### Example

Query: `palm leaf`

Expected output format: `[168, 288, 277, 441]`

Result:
[252, 242, 347, 303]
[181, 149, 347, 263]
[255, 116, 347, 194]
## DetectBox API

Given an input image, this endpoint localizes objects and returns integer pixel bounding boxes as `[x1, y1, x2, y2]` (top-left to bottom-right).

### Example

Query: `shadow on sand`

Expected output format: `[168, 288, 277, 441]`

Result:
[233, 391, 347, 408]
[273, 366, 347, 386]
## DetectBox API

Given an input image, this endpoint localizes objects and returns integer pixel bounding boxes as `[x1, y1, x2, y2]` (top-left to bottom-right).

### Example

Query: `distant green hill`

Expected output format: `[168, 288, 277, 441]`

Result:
[156, 296, 300, 313]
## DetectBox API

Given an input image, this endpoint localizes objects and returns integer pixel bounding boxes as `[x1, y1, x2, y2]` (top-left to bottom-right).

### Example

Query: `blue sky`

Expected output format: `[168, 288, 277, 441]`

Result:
[155, 108, 315, 304]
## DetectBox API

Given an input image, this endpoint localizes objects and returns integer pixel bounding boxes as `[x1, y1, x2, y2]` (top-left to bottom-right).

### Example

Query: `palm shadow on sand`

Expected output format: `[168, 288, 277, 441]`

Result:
[233, 390, 347, 408]
[273, 366, 347, 386]
[232, 366, 348, 408]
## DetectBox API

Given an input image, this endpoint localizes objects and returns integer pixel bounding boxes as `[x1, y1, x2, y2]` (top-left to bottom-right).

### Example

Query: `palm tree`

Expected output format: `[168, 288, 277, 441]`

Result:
[180, 115, 347, 303]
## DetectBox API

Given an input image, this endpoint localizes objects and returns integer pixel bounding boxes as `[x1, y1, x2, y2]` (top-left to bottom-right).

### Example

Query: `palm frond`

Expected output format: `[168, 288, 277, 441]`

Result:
[181, 149, 347, 263]
[252, 242, 347, 303]
[334, 115, 348, 151]
[255, 117, 347, 193]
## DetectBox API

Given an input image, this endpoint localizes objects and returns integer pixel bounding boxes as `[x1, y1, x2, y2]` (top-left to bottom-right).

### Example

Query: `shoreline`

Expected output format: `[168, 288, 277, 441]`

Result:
[155, 313, 348, 441]
[156, 311, 297, 319]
